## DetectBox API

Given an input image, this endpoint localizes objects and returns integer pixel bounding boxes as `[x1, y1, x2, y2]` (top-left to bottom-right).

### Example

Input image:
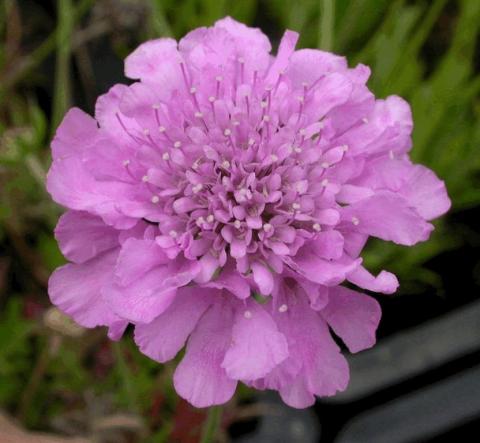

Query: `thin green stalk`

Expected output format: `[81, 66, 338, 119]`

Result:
[0, 0, 94, 103]
[319, 0, 335, 51]
[200, 406, 222, 443]
[52, 0, 74, 130]
[112, 342, 141, 414]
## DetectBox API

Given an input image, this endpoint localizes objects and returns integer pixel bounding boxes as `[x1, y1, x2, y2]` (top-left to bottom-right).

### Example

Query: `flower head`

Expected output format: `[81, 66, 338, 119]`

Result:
[47, 17, 450, 408]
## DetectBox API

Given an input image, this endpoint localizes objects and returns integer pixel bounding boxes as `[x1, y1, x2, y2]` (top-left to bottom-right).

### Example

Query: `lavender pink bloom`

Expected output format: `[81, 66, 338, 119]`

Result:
[47, 17, 451, 408]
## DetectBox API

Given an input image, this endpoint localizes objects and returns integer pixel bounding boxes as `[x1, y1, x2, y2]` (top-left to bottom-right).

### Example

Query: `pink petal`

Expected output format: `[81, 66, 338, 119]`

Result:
[251, 262, 274, 295]
[55, 211, 119, 264]
[48, 249, 122, 329]
[342, 191, 434, 246]
[321, 287, 381, 353]
[174, 301, 237, 408]
[347, 265, 399, 294]
[222, 301, 289, 380]
[51, 108, 98, 160]
[115, 238, 169, 286]
[134, 287, 214, 362]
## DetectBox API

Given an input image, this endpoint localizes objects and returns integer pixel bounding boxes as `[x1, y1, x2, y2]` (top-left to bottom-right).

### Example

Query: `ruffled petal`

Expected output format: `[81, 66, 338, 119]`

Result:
[48, 249, 122, 329]
[134, 287, 214, 362]
[341, 191, 433, 246]
[222, 301, 289, 380]
[174, 301, 237, 407]
[55, 211, 119, 264]
[321, 287, 381, 353]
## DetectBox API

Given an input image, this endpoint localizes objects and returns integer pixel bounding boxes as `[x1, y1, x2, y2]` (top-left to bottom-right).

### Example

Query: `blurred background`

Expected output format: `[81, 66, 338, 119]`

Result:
[0, 0, 479, 442]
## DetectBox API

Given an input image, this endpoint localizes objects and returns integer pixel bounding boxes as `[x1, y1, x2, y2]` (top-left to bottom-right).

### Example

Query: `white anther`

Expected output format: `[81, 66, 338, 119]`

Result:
[279, 304, 288, 313]
[234, 220, 241, 229]
[270, 154, 278, 162]
[143, 128, 150, 135]
[294, 147, 303, 153]
[194, 111, 204, 118]
[169, 230, 178, 238]
[232, 120, 240, 126]
[351, 216, 360, 226]
[173, 141, 182, 148]
[248, 138, 255, 146]
[342, 144, 349, 152]
[302, 81, 309, 88]
[299, 128, 306, 136]
[313, 223, 321, 232]
[297, 96, 305, 103]
[197, 216, 206, 226]
[263, 115, 270, 122]
[208, 96, 216, 102]
[152, 104, 160, 109]
[192, 160, 200, 170]
[224, 128, 232, 136]
[215, 75, 223, 82]
[260, 101, 268, 108]
[151, 195, 160, 204]
[389, 150, 395, 160]
[158, 126, 166, 133]
[142, 175, 149, 182]
[238, 57, 245, 64]
[221, 160, 230, 169]
[244, 310, 252, 319]
[122, 160, 130, 167]
[206, 214, 214, 223]
[321, 162, 330, 169]
[263, 223, 273, 232]
[362, 117, 369, 123]
[292, 203, 301, 210]
[321, 179, 329, 187]
[190, 86, 197, 94]
[192, 183, 203, 193]
[162, 152, 170, 161]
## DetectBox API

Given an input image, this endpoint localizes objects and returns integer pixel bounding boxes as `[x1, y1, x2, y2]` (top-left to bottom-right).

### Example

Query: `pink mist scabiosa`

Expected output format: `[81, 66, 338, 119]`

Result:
[47, 17, 451, 408]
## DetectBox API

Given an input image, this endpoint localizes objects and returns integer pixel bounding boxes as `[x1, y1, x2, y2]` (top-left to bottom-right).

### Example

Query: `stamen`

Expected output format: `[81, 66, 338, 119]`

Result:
[234, 220, 241, 229]
[169, 230, 178, 238]
[151, 195, 160, 204]
[122, 160, 130, 167]
[142, 175, 149, 182]
[278, 304, 288, 313]
[173, 141, 182, 148]
[313, 223, 321, 232]
[206, 214, 214, 223]
[162, 152, 170, 161]
[321, 179, 329, 187]
[351, 216, 360, 226]
[244, 310, 252, 319]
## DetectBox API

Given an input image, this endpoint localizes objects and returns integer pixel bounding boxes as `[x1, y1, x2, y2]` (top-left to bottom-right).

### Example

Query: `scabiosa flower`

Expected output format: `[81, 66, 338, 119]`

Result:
[47, 17, 450, 408]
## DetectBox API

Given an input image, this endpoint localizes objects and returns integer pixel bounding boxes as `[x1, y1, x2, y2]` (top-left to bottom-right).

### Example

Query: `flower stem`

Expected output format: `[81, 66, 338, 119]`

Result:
[200, 406, 222, 443]
[319, 0, 335, 51]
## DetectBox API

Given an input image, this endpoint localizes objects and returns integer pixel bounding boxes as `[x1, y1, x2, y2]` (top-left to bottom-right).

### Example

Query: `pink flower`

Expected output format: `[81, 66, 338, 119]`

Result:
[47, 17, 451, 408]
